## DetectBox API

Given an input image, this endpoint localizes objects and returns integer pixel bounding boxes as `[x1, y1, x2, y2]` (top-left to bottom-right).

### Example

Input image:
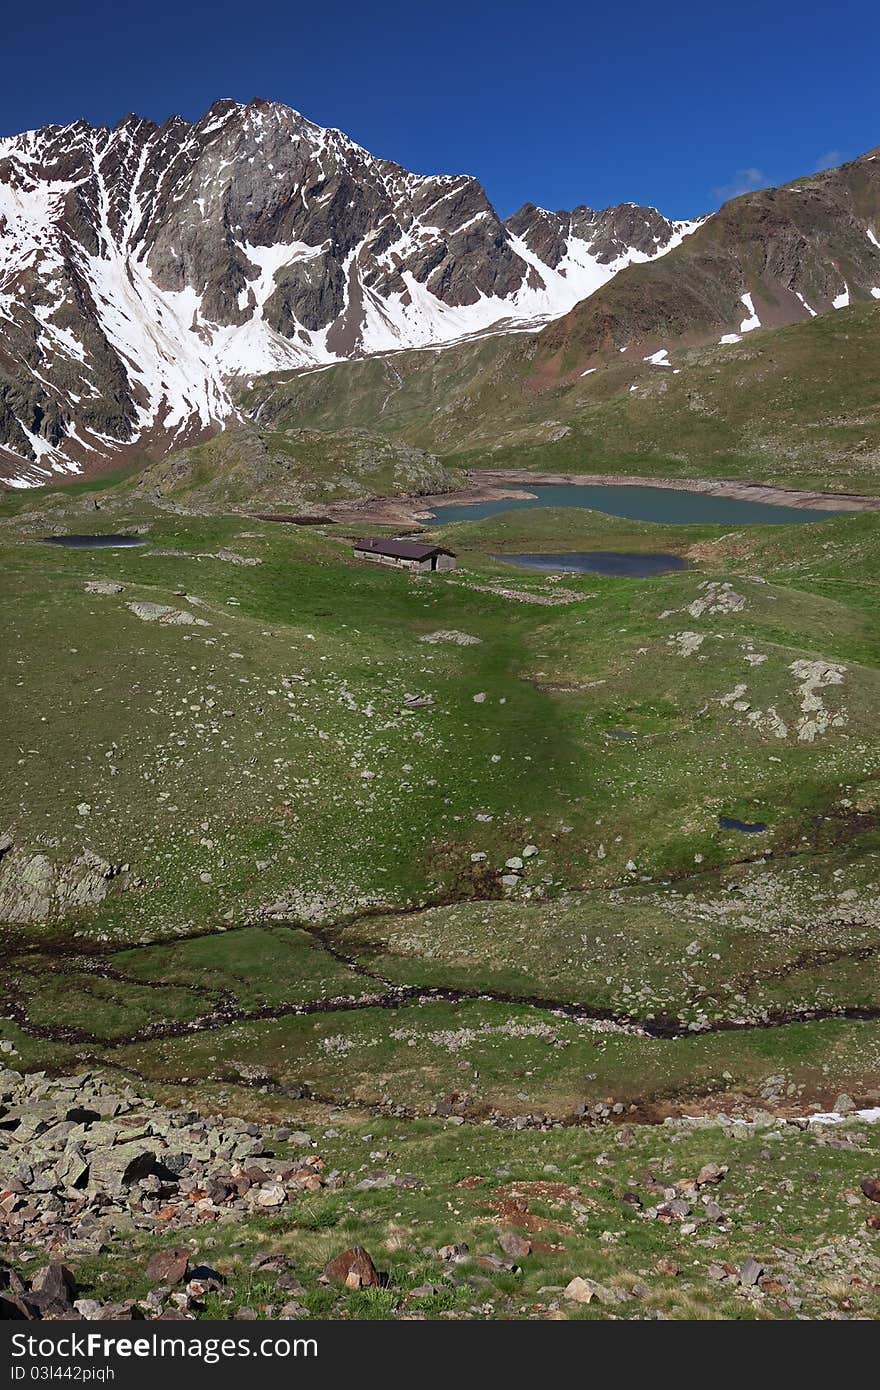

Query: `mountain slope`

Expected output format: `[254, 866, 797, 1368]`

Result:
[132, 423, 453, 510]
[236, 146, 880, 495]
[240, 300, 880, 495]
[0, 98, 695, 487]
[530, 148, 880, 381]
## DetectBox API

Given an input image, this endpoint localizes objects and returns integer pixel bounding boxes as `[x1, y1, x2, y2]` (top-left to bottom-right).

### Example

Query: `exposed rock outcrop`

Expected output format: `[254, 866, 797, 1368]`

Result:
[0, 847, 125, 924]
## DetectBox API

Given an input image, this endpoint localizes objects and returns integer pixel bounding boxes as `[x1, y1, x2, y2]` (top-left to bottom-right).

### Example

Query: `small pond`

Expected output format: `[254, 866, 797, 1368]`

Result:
[719, 815, 769, 833]
[491, 550, 688, 577]
[42, 534, 145, 548]
[429, 483, 842, 527]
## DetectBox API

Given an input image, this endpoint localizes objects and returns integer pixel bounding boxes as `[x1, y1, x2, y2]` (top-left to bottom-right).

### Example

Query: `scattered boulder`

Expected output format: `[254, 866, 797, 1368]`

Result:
[126, 602, 209, 627]
[739, 1258, 764, 1287]
[563, 1276, 618, 1305]
[73, 1300, 104, 1320]
[145, 1250, 190, 1286]
[321, 1247, 380, 1289]
[186, 1266, 225, 1296]
[88, 1144, 158, 1195]
[278, 1300, 309, 1319]
[85, 580, 124, 595]
[0, 1264, 77, 1320]
[685, 581, 746, 618]
[497, 1230, 531, 1259]
[214, 551, 261, 566]
[0, 1069, 325, 1270]
[30, 1265, 77, 1303]
[419, 630, 481, 646]
[100, 1302, 146, 1321]
[476, 1253, 520, 1273]
[255, 1182, 287, 1207]
[409, 1283, 444, 1298]
[438, 1243, 469, 1263]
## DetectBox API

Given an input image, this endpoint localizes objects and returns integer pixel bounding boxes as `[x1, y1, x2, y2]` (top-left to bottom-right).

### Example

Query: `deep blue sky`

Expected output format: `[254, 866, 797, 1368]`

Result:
[3, 0, 877, 220]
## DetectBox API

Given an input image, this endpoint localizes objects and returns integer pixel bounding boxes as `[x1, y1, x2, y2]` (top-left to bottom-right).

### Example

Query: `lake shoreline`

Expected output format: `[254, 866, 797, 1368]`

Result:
[325, 482, 535, 527]
[473, 470, 880, 512]
[326, 470, 880, 527]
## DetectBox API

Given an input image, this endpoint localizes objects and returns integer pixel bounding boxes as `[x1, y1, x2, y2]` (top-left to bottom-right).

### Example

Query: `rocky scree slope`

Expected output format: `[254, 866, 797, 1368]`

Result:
[3, 1069, 880, 1321]
[0, 98, 696, 487]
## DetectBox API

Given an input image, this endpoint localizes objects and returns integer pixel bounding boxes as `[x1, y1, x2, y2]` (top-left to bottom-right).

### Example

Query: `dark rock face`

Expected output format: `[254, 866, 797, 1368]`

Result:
[0, 99, 691, 486]
[506, 201, 682, 270]
[265, 258, 347, 335]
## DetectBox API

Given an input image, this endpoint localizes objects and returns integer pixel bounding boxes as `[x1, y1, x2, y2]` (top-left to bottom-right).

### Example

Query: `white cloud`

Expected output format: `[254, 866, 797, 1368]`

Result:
[714, 167, 766, 201]
[813, 149, 844, 172]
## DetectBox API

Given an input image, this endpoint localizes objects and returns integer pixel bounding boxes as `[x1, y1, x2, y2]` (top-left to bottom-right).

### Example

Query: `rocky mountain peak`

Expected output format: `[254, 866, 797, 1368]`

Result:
[0, 99, 696, 486]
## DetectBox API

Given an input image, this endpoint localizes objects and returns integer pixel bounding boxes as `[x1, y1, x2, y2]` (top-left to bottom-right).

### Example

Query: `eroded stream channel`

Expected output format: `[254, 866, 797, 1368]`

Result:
[6, 905, 880, 1051]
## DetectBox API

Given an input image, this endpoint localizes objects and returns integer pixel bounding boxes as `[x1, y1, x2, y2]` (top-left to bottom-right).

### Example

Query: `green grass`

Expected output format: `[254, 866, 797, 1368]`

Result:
[239, 303, 880, 496]
[111, 927, 373, 1009]
[335, 845, 880, 1025]
[63, 1079, 880, 1320]
[8, 962, 214, 1042]
[5, 290, 880, 1322]
[2, 484, 880, 1155]
[0, 507, 597, 942]
[129, 425, 459, 511]
[112, 1000, 880, 1120]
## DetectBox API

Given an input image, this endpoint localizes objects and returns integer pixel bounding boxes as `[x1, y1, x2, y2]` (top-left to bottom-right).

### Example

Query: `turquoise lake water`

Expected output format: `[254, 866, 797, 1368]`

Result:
[428, 483, 841, 527]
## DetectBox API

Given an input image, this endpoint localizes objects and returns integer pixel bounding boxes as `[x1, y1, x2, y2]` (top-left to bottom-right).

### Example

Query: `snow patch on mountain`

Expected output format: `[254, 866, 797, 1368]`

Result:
[739, 293, 761, 333]
[0, 100, 704, 486]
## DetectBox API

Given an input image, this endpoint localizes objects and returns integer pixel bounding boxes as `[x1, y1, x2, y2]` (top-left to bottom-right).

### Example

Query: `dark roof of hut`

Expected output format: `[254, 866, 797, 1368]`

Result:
[353, 538, 455, 560]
